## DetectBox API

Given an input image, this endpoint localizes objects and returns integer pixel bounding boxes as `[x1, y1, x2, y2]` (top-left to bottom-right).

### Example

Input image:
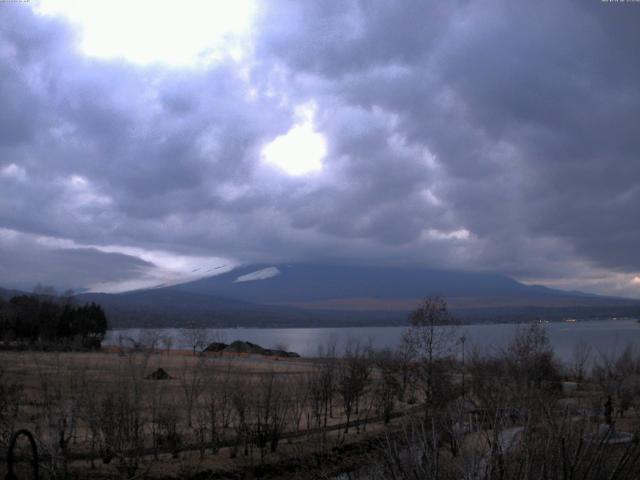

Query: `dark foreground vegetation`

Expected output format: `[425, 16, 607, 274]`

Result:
[0, 289, 108, 350]
[2, 297, 640, 479]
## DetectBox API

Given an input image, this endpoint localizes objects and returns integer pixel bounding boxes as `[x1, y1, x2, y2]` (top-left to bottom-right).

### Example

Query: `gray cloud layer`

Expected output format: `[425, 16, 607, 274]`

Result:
[1, 1, 639, 296]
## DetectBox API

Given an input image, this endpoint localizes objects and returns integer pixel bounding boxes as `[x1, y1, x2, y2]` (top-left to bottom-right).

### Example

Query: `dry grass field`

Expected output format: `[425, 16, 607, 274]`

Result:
[0, 348, 413, 479]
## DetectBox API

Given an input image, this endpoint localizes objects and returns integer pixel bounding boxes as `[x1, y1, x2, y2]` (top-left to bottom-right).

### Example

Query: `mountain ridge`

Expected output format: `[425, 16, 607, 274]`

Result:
[4, 265, 640, 328]
[170, 263, 632, 305]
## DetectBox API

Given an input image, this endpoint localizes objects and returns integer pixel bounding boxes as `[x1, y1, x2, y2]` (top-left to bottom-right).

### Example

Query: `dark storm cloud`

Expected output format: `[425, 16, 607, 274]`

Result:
[257, 1, 640, 282]
[1, 1, 639, 296]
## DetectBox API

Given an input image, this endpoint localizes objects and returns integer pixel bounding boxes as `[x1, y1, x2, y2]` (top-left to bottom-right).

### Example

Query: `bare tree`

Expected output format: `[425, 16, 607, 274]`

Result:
[33, 353, 81, 479]
[181, 324, 210, 355]
[251, 371, 289, 463]
[139, 329, 162, 352]
[96, 352, 151, 478]
[372, 349, 399, 425]
[179, 356, 206, 428]
[160, 334, 174, 355]
[592, 343, 640, 419]
[506, 322, 558, 386]
[372, 415, 443, 480]
[306, 342, 338, 456]
[286, 374, 309, 437]
[202, 365, 235, 455]
[571, 339, 592, 382]
[149, 377, 180, 459]
[404, 297, 458, 416]
[370, 332, 640, 480]
[0, 365, 22, 447]
[230, 376, 251, 459]
[77, 366, 104, 468]
[338, 340, 372, 433]
[393, 335, 417, 403]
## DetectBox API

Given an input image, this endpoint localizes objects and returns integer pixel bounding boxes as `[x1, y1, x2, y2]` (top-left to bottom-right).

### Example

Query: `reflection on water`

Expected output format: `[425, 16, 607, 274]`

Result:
[105, 318, 640, 361]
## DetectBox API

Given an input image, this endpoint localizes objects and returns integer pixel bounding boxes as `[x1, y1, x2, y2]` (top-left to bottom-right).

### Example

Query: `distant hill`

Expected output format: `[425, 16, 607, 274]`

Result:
[78, 264, 640, 328]
[0, 287, 28, 300]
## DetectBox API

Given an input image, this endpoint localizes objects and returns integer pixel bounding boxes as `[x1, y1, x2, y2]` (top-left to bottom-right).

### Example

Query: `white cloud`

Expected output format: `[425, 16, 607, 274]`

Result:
[261, 103, 326, 176]
[1, 163, 27, 181]
[34, 0, 257, 67]
[423, 228, 471, 241]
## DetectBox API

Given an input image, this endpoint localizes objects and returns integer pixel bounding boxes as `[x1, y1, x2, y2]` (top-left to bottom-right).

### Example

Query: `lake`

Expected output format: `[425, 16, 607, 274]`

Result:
[105, 318, 640, 363]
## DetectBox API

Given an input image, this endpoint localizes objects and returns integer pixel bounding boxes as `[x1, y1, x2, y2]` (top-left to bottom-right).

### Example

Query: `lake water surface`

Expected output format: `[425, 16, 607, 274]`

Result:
[106, 318, 640, 362]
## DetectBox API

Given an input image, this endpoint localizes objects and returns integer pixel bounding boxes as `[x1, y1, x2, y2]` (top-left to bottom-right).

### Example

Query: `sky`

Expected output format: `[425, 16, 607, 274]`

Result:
[1, 0, 640, 296]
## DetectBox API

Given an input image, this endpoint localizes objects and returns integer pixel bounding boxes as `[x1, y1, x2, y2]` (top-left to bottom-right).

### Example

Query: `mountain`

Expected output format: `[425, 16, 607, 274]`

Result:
[173, 264, 535, 302]
[171, 263, 634, 308]
[78, 264, 640, 328]
[4, 264, 640, 328]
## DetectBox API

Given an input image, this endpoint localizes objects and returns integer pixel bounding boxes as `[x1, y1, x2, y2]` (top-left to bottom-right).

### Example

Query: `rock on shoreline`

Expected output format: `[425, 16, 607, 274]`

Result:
[203, 340, 300, 358]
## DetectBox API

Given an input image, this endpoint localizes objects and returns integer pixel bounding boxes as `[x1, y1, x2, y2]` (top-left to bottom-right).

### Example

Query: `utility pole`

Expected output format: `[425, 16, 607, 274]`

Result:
[459, 335, 466, 401]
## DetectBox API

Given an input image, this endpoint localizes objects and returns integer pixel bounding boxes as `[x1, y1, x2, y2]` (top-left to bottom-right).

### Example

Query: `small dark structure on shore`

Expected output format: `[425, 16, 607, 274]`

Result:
[202, 342, 228, 353]
[146, 368, 172, 380]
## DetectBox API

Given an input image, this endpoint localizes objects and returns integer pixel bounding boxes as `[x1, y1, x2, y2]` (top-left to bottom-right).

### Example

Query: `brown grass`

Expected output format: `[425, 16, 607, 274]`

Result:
[0, 349, 407, 479]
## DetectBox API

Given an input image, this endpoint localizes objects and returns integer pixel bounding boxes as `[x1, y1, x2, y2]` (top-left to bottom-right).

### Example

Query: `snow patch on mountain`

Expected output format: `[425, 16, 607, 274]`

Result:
[234, 267, 280, 283]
